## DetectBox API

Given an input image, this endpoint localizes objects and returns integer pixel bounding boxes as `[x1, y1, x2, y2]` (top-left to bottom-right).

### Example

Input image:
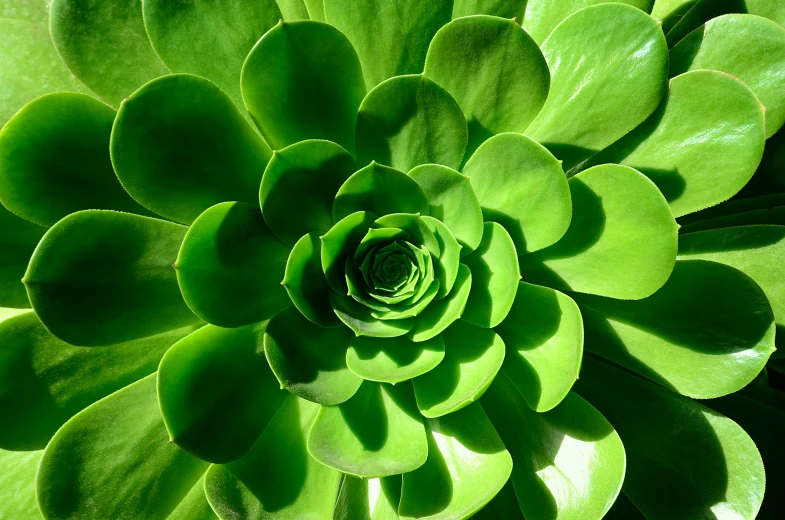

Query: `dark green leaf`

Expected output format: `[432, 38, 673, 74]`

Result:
[0, 203, 44, 308]
[331, 292, 415, 338]
[346, 335, 445, 384]
[408, 264, 472, 342]
[421, 216, 460, 298]
[333, 475, 402, 519]
[283, 233, 341, 327]
[321, 211, 378, 294]
[167, 475, 217, 520]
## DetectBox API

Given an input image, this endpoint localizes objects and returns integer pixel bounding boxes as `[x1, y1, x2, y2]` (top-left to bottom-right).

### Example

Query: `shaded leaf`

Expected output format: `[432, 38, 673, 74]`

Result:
[167, 475, 217, 520]
[408, 264, 472, 342]
[346, 335, 445, 384]
[321, 211, 378, 294]
[0, 203, 44, 308]
[284, 232, 341, 327]
[331, 292, 415, 339]
[333, 475, 402, 520]
[452, 0, 526, 20]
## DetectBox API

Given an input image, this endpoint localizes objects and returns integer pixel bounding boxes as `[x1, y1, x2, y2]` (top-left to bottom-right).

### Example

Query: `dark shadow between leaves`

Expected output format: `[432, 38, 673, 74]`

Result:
[355, 86, 419, 168]
[339, 381, 388, 451]
[461, 118, 495, 169]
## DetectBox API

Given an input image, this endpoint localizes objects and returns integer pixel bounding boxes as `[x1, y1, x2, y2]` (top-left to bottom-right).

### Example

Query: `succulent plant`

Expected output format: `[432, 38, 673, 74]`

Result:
[2, 0, 785, 519]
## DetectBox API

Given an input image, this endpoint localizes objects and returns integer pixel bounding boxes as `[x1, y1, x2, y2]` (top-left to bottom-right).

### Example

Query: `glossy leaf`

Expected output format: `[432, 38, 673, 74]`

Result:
[0, 203, 44, 308]
[374, 213, 441, 258]
[158, 323, 287, 464]
[421, 216, 460, 299]
[24, 210, 200, 346]
[284, 233, 341, 327]
[461, 222, 520, 328]
[355, 74, 468, 172]
[265, 306, 362, 405]
[519, 164, 678, 300]
[399, 403, 513, 520]
[49, 0, 168, 106]
[331, 292, 415, 338]
[303, 0, 325, 21]
[308, 381, 428, 478]
[424, 16, 549, 158]
[413, 320, 505, 417]
[176, 202, 290, 328]
[524, 3, 668, 171]
[462, 133, 571, 254]
[111, 74, 270, 225]
[671, 14, 785, 137]
[205, 395, 342, 520]
[663, 0, 746, 47]
[576, 356, 765, 520]
[276, 0, 309, 21]
[261, 139, 356, 246]
[334, 162, 429, 223]
[142, 0, 280, 109]
[0, 449, 42, 519]
[590, 70, 765, 217]
[408, 264, 472, 342]
[0, 311, 196, 451]
[0, 93, 151, 226]
[496, 281, 583, 412]
[576, 260, 775, 399]
[168, 475, 217, 520]
[333, 475, 402, 520]
[323, 0, 452, 89]
[650, 0, 699, 33]
[346, 335, 445, 384]
[483, 376, 626, 520]
[37, 374, 208, 519]
[242, 20, 366, 152]
[321, 212, 378, 294]
[452, 0, 526, 19]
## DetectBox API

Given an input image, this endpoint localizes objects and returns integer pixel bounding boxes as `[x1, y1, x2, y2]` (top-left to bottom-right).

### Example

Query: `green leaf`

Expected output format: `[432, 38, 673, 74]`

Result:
[111, 74, 271, 225]
[334, 162, 429, 223]
[303, 0, 325, 21]
[374, 213, 441, 258]
[175, 202, 290, 328]
[284, 233, 341, 327]
[0, 0, 48, 23]
[334, 475, 402, 520]
[524, 3, 668, 171]
[308, 381, 428, 478]
[265, 306, 362, 405]
[495, 281, 583, 412]
[576, 356, 765, 520]
[158, 323, 287, 464]
[519, 164, 678, 300]
[242, 20, 366, 153]
[424, 15, 549, 159]
[321, 211, 378, 294]
[331, 292, 415, 338]
[0, 449, 42, 519]
[275, 0, 309, 20]
[452, 0, 526, 19]
[461, 222, 520, 328]
[589, 70, 765, 217]
[0, 311, 196, 451]
[663, 0, 749, 47]
[142, 0, 280, 110]
[49, 0, 168, 106]
[24, 210, 200, 346]
[0, 93, 152, 227]
[261, 139, 356, 247]
[651, 0, 698, 33]
[462, 133, 571, 254]
[408, 164, 483, 255]
[523, 1, 656, 44]
[323, 0, 452, 89]
[205, 395, 342, 520]
[167, 475, 217, 520]
[355, 74, 468, 172]
[576, 259, 775, 399]
[421, 216, 460, 299]
[745, 0, 785, 26]
[670, 14, 785, 137]
[37, 374, 208, 519]
[346, 335, 445, 384]
[408, 264, 472, 342]
[0, 202, 44, 308]
[399, 403, 512, 519]
[412, 320, 505, 417]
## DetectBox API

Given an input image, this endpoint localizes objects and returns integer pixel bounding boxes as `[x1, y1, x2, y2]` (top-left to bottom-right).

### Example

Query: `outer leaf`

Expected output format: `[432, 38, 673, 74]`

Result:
[472, 480, 524, 520]
[158, 323, 287, 464]
[483, 376, 626, 520]
[49, 0, 168, 106]
[346, 335, 445, 384]
[323, 0, 452, 89]
[650, 0, 697, 33]
[321, 211, 379, 294]
[167, 475, 217, 520]
[333, 162, 429, 223]
[461, 222, 520, 328]
[424, 16, 549, 158]
[495, 281, 583, 412]
[331, 292, 415, 338]
[37, 374, 208, 519]
[519, 164, 678, 300]
[24, 210, 200, 346]
[0, 449, 42, 519]
[175, 202, 290, 328]
[275, 0, 309, 20]
[355, 75, 468, 172]
[308, 381, 428, 478]
[0, 311, 196, 451]
[576, 260, 775, 399]
[589, 70, 765, 217]
[0, 0, 48, 23]
[205, 395, 342, 520]
[265, 306, 362, 405]
[284, 233, 341, 327]
[452, 0, 526, 19]
[670, 14, 785, 137]
[399, 403, 512, 520]
[111, 74, 271, 225]
[412, 320, 505, 417]
[576, 356, 765, 520]
[408, 264, 472, 342]
[142, 0, 280, 110]
[242, 20, 366, 153]
[746, 0, 785, 26]
[303, 0, 325, 21]
[421, 217, 460, 300]
[333, 475, 402, 520]
[462, 133, 571, 254]
[524, 3, 668, 171]
[663, 0, 745, 47]
[261, 139, 356, 246]
[0, 203, 44, 308]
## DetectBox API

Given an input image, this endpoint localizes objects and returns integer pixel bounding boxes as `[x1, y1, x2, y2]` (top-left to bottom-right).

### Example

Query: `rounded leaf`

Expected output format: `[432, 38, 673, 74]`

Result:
[0, 203, 44, 308]
[283, 232, 341, 327]
[346, 335, 446, 384]
[331, 292, 415, 338]
[408, 264, 473, 342]
[321, 211, 378, 294]
[0, 449, 42, 519]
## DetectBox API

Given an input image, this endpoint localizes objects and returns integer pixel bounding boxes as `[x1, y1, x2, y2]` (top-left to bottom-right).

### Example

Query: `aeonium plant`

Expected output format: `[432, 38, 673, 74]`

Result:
[1, 0, 785, 519]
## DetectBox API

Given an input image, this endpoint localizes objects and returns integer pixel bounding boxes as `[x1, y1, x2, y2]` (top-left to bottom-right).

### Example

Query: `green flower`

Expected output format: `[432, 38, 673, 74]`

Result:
[1, 1, 785, 519]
